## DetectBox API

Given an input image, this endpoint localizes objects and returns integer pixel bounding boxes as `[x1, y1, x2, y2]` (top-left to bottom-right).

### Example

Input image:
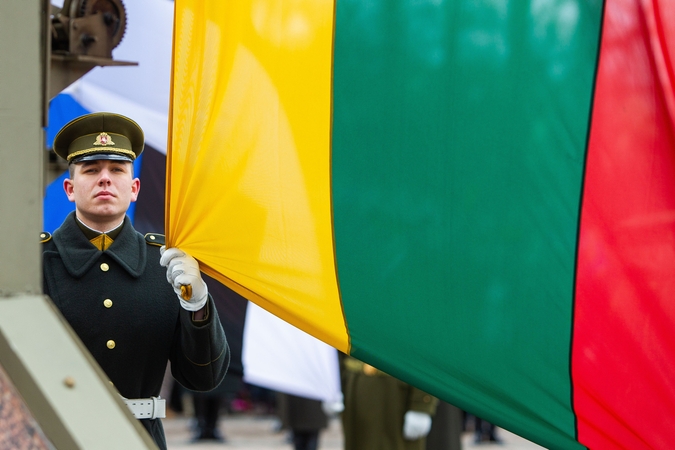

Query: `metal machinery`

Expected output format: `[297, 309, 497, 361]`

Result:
[52, 0, 127, 57]
[0, 1, 152, 448]
[49, 0, 136, 99]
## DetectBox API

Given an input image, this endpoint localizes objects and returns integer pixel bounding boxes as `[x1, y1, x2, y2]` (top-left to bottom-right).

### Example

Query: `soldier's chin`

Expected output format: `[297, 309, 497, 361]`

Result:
[91, 206, 126, 217]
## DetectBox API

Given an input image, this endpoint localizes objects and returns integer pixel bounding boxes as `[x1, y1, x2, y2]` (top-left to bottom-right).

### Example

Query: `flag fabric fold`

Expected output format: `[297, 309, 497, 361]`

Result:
[166, 0, 675, 448]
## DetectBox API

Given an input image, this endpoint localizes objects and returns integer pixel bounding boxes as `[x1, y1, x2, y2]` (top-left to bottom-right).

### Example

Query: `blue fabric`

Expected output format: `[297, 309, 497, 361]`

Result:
[46, 94, 90, 149]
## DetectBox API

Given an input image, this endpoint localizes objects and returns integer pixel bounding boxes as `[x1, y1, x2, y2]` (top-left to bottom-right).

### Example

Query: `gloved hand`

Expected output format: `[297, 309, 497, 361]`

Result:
[321, 393, 344, 417]
[159, 247, 208, 311]
[403, 410, 432, 440]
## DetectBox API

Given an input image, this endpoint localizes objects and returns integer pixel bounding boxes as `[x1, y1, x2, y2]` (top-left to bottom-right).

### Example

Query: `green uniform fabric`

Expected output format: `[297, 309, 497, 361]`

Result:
[342, 357, 438, 450]
[42, 212, 229, 449]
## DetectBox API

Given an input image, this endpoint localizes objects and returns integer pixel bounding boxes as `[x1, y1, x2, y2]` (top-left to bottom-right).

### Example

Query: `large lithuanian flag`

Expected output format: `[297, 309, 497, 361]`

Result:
[166, 0, 675, 448]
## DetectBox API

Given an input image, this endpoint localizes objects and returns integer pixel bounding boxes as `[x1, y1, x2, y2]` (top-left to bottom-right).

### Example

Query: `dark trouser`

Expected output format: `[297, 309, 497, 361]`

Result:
[474, 417, 498, 442]
[292, 430, 320, 450]
[193, 392, 223, 438]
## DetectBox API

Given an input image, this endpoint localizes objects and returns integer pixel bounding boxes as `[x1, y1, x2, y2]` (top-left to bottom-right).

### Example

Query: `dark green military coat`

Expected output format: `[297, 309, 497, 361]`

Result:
[42, 213, 229, 449]
[341, 357, 438, 450]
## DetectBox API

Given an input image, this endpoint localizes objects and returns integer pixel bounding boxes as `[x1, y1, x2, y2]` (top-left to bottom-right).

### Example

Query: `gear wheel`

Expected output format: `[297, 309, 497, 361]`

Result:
[75, 0, 127, 50]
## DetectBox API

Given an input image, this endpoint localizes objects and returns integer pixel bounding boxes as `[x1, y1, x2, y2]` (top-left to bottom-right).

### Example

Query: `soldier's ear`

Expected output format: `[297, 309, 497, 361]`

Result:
[63, 178, 76, 202]
[130, 178, 140, 202]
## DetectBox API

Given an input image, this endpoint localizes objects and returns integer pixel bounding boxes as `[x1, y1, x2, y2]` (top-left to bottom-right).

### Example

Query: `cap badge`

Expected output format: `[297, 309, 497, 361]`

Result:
[94, 132, 115, 146]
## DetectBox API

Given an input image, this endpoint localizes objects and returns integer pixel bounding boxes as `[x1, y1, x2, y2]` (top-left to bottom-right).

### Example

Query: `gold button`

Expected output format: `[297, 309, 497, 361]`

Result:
[100, 263, 109, 272]
[149, 235, 156, 240]
[40, 233, 46, 238]
[106, 340, 116, 349]
[103, 299, 113, 308]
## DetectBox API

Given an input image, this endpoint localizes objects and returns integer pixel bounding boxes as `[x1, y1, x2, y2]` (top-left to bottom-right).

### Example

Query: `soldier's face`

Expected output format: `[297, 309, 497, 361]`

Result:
[64, 160, 140, 225]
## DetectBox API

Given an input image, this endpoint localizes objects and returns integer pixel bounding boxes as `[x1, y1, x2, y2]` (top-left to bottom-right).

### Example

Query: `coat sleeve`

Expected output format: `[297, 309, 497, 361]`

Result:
[169, 294, 230, 391]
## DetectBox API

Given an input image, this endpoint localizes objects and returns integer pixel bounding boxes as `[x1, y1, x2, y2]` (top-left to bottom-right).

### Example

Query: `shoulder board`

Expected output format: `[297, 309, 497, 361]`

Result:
[144, 233, 165, 247]
[40, 231, 52, 243]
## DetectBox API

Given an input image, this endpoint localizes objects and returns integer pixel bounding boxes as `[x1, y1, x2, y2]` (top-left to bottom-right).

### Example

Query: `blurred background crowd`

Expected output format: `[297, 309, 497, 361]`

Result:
[160, 358, 500, 450]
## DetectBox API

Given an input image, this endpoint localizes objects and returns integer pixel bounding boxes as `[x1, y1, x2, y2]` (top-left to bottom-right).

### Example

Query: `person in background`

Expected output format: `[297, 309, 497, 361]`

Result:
[277, 393, 329, 450]
[190, 371, 242, 442]
[341, 355, 438, 450]
[189, 276, 246, 443]
[42, 112, 229, 450]
[473, 416, 501, 444]
[425, 401, 463, 450]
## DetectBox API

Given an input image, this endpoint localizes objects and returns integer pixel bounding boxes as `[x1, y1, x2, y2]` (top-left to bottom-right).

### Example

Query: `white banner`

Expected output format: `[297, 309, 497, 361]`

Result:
[243, 302, 342, 403]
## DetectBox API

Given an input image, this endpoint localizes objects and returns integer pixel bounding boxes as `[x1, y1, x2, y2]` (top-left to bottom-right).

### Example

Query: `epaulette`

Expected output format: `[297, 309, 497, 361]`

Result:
[144, 233, 165, 247]
[40, 231, 52, 243]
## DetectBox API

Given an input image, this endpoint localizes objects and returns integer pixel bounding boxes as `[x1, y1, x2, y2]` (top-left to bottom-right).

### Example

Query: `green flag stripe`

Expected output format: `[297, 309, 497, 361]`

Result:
[331, 1, 603, 448]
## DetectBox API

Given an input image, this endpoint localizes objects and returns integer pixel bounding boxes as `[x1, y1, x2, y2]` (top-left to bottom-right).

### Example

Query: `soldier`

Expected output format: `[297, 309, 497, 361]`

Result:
[41, 112, 229, 450]
[341, 355, 438, 450]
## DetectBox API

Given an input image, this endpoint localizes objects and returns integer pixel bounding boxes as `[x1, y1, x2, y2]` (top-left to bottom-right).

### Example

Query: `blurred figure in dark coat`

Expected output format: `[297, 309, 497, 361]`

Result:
[190, 276, 247, 442]
[277, 393, 328, 450]
[425, 401, 462, 450]
[473, 416, 500, 444]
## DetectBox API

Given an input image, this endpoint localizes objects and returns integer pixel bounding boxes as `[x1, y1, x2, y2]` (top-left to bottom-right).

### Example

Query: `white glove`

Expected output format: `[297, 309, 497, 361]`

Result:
[159, 247, 208, 311]
[403, 410, 432, 440]
[321, 394, 344, 417]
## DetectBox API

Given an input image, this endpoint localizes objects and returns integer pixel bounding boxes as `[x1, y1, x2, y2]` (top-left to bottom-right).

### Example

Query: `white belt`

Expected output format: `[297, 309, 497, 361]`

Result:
[122, 396, 166, 420]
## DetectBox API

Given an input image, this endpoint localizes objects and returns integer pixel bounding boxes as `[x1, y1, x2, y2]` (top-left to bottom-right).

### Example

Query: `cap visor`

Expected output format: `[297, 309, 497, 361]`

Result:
[70, 153, 134, 164]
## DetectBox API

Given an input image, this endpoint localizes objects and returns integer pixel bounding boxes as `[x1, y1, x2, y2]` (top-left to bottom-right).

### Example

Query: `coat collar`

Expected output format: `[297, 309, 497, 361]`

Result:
[53, 212, 147, 279]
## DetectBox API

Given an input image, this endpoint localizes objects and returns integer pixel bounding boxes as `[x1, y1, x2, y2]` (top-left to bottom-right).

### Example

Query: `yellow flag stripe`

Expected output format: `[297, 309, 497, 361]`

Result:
[167, 0, 348, 352]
